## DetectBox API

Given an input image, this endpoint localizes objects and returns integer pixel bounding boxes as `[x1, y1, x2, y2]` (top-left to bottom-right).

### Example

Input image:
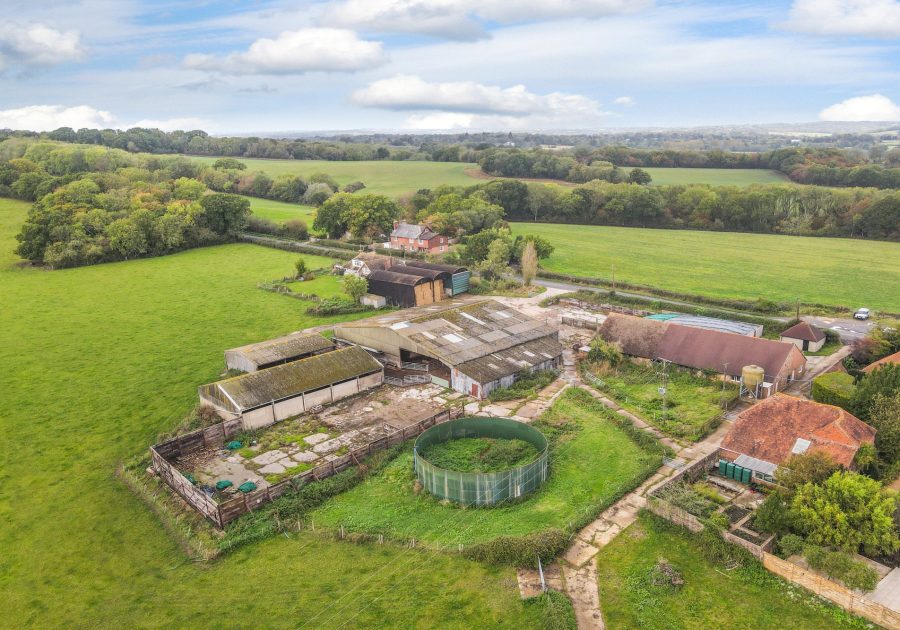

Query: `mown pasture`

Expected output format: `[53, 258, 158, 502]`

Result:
[509, 222, 900, 312]
[640, 167, 789, 186]
[191, 157, 478, 198]
[247, 196, 317, 224]
[0, 197, 541, 628]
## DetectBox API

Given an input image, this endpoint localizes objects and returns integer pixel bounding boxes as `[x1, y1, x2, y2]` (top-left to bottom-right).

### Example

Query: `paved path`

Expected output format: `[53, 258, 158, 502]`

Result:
[870, 568, 900, 612]
[554, 379, 733, 629]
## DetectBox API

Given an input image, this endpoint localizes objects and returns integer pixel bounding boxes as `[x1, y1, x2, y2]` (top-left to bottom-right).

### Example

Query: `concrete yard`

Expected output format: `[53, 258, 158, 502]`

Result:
[175, 382, 451, 494]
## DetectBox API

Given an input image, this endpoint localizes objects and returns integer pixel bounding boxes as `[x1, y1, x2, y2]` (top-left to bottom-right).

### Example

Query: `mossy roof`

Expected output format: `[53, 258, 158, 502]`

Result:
[211, 345, 382, 411]
[226, 332, 334, 366]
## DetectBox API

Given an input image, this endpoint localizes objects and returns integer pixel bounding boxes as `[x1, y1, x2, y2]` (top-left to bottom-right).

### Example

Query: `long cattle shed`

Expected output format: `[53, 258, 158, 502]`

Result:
[225, 332, 335, 373]
[199, 345, 384, 429]
[334, 298, 562, 399]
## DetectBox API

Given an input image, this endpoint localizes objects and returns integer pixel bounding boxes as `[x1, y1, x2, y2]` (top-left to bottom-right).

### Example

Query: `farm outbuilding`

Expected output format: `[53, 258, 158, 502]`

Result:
[387, 264, 447, 303]
[224, 332, 335, 373]
[645, 313, 763, 337]
[334, 298, 562, 399]
[366, 269, 434, 308]
[779, 321, 826, 352]
[199, 345, 384, 430]
[719, 394, 876, 484]
[599, 313, 806, 398]
[404, 260, 470, 296]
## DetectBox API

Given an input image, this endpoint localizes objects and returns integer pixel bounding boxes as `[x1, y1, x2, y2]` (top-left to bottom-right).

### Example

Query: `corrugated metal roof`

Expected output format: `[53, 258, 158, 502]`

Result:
[647, 314, 762, 337]
[386, 265, 449, 281]
[734, 454, 778, 476]
[404, 260, 468, 274]
[211, 346, 382, 411]
[457, 336, 562, 383]
[226, 333, 334, 367]
[334, 298, 560, 368]
[368, 269, 430, 286]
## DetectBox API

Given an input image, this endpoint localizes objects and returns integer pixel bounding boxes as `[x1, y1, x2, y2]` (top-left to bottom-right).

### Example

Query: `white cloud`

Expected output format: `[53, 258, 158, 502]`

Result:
[819, 94, 900, 120]
[353, 75, 606, 129]
[613, 96, 635, 106]
[0, 105, 115, 131]
[0, 23, 85, 69]
[785, 0, 900, 38]
[184, 28, 385, 75]
[327, 0, 652, 39]
[0, 105, 214, 132]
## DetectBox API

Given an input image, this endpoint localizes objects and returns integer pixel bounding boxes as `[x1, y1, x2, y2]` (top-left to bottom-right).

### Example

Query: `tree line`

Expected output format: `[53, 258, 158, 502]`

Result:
[477, 146, 900, 189]
[408, 179, 900, 241]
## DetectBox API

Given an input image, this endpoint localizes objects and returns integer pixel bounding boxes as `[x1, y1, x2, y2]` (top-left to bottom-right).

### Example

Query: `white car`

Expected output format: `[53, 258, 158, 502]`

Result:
[854, 308, 870, 320]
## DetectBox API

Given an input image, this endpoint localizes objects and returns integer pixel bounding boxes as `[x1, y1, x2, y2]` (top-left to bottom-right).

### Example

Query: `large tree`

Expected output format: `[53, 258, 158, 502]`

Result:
[198, 193, 250, 236]
[792, 471, 899, 556]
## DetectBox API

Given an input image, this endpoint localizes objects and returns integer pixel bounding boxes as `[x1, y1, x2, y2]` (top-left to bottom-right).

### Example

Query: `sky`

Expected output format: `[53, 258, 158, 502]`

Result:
[1, 0, 900, 134]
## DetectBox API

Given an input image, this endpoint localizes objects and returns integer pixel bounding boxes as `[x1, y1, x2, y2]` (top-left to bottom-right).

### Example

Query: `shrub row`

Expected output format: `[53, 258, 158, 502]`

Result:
[238, 233, 352, 260]
[461, 528, 570, 565]
[306, 297, 372, 316]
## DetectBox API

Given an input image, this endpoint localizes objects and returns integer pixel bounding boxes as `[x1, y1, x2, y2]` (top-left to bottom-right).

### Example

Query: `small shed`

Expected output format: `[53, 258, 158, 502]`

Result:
[199, 345, 384, 430]
[225, 332, 335, 372]
[367, 269, 433, 308]
[360, 293, 386, 309]
[779, 321, 826, 352]
[387, 264, 448, 303]
[404, 260, 470, 295]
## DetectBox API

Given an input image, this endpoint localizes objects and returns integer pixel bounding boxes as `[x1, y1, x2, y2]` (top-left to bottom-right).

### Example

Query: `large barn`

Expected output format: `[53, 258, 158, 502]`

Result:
[599, 313, 806, 398]
[366, 269, 434, 308]
[224, 332, 335, 373]
[403, 260, 471, 296]
[199, 345, 384, 429]
[333, 298, 562, 398]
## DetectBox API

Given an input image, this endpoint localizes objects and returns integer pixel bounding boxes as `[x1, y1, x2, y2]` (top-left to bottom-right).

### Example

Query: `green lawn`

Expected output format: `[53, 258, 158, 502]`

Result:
[247, 196, 318, 224]
[583, 361, 737, 442]
[286, 273, 345, 298]
[597, 513, 868, 629]
[510, 222, 900, 312]
[191, 157, 478, 197]
[309, 389, 662, 545]
[641, 167, 789, 186]
[0, 197, 541, 628]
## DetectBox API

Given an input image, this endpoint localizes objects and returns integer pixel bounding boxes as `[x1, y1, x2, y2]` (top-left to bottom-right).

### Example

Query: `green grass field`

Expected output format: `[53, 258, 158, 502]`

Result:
[247, 196, 318, 224]
[641, 167, 789, 186]
[309, 389, 661, 545]
[191, 157, 478, 197]
[510, 222, 900, 311]
[286, 273, 344, 298]
[597, 513, 868, 629]
[0, 197, 541, 628]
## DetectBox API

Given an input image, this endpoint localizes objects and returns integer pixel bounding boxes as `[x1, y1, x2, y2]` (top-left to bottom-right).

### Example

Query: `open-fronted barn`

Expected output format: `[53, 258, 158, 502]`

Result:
[387, 264, 447, 303]
[334, 298, 562, 398]
[224, 332, 335, 373]
[199, 345, 384, 429]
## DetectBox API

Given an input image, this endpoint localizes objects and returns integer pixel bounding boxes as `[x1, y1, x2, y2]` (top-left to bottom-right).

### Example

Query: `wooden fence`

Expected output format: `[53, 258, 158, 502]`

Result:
[151, 409, 459, 528]
[763, 554, 900, 630]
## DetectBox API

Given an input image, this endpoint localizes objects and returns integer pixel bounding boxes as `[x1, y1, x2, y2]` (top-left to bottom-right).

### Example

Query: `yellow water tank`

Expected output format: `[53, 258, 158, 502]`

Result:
[742, 365, 765, 390]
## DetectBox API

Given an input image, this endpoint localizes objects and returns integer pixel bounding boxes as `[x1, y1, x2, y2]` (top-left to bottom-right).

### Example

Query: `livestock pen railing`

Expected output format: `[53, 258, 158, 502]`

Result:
[150, 408, 460, 528]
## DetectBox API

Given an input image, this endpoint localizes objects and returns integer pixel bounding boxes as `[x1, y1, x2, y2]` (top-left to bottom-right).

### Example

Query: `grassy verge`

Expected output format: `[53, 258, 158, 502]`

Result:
[308, 389, 664, 549]
[489, 369, 558, 402]
[597, 512, 870, 629]
[583, 360, 738, 442]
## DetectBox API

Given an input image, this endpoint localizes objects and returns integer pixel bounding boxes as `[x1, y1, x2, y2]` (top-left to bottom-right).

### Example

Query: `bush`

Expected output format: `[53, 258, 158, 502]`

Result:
[247, 215, 279, 235]
[306, 297, 370, 316]
[488, 369, 558, 402]
[811, 372, 857, 410]
[462, 528, 569, 566]
[280, 219, 308, 241]
[343, 181, 366, 193]
[524, 590, 577, 630]
[779, 533, 805, 557]
[803, 544, 879, 592]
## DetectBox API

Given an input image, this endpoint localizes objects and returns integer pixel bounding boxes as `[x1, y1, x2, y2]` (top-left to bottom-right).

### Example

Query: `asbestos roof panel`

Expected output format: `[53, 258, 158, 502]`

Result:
[212, 346, 382, 411]
[457, 336, 563, 383]
[226, 333, 334, 367]
[734, 454, 778, 476]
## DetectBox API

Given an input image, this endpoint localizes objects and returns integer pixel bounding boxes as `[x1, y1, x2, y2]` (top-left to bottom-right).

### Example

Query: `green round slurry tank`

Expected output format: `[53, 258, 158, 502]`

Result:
[413, 416, 549, 507]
